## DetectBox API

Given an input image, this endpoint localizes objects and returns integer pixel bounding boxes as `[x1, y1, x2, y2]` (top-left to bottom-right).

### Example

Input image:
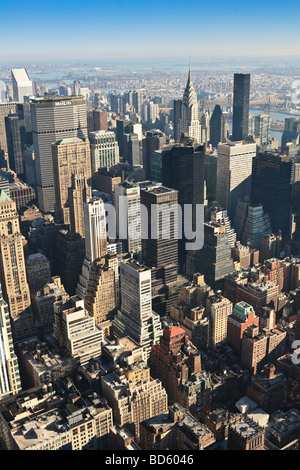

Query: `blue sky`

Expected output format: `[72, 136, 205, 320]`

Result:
[1, 0, 300, 62]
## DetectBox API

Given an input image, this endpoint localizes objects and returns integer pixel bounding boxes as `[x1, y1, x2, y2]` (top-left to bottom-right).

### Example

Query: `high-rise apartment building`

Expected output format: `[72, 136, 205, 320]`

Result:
[0, 190, 34, 340]
[0, 282, 22, 400]
[11, 68, 33, 103]
[76, 197, 107, 299]
[53, 296, 103, 365]
[30, 95, 88, 212]
[232, 73, 250, 142]
[206, 293, 233, 347]
[52, 137, 91, 225]
[89, 130, 119, 174]
[216, 141, 256, 218]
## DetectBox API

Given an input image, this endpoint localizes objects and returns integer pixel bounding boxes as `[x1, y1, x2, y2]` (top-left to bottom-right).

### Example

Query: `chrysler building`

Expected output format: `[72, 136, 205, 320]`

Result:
[178, 68, 201, 143]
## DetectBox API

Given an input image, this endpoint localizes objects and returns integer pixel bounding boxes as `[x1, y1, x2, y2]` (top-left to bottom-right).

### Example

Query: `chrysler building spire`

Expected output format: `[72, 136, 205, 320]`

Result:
[178, 66, 201, 143]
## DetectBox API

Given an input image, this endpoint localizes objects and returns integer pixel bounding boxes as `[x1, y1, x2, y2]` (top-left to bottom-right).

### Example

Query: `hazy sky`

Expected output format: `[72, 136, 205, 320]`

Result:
[1, 0, 300, 62]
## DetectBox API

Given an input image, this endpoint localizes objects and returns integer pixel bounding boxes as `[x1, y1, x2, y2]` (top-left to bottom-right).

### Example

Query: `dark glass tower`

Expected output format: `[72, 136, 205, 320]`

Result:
[251, 151, 292, 239]
[232, 73, 250, 142]
[162, 143, 207, 273]
[209, 104, 225, 148]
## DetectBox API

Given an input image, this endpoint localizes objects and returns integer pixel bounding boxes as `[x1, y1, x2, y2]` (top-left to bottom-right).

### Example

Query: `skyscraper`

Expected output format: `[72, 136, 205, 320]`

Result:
[52, 137, 91, 225]
[0, 190, 34, 340]
[89, 130, 119, 174]
[173, 99, 182, 142]
[162, 143, 207, 272]
[11, 68, 33, 103]
[68, 173, 92, 238]
[84, 257, 116, 326]
[254, 114, 270, 145]
[76, 197, 107, 299]
[232, 73, 250, 142]
[178, 70, 201, 143]
[251, 152, 293, 238]
[216, 141, 256, 218]
[112, 260, 162, 360]
[114, 181, 142, 256]
[0, 282, 22, 400]
[30, 95, 88, 212]
[209, 104, 226, 148]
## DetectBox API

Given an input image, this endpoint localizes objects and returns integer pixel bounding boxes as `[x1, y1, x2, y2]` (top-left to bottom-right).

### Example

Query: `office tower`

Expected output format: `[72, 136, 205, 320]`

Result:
[89, 130, 119, 173]
[190, 222, 234, 290]
[162, 143, 207, 272]
[208, 205, 237, 248]
[141, 184, 179, 272]
[11, 69, 33, 103]
[281, 117, 300, 148]
[232, 73, 250, 141]
[26, 252, 52, 294]
[52, 137, 91, 225]
[112, 260, 162, 360]
[5, 114, 24, 176]
[251, 152, 293, 238]
[209, 104, 226, 148]
[53, 296, 103, 365]
[227, 416, 264, 450]
[84, 257, 116, 326]
[92, 109, 108, 131]
[73, 80, 80, 96]
[173, 99, 182, 142]
[76, 197, 107, 299]
[206, 152, 217, 201]
[0, 102, 17, 159]
[5, 102, 33, 176]
[109, 93, 121, 115]
[227, 301, 259, 354]
[216, 141, 256, 218]
[254, 114, 270, 145]
[178, 70, 201, 142]
[101, 369, 168, 441]
[114, 181, 142, 255]
[124, 132, 140, 166]
[54, 230, 85, 296]
[241, 204, 272, 249]
[234, 198, 272, 247]
[0, 190, 34, 341]
[206, 293, 233, 347]
[30, 95, 88, 213]
[68, 173, 92, 238]
[0, 282, 22, 400]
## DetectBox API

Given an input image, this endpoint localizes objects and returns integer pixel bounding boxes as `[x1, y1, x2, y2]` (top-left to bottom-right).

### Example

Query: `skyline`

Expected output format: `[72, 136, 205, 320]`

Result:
[1, 0, 300, 62]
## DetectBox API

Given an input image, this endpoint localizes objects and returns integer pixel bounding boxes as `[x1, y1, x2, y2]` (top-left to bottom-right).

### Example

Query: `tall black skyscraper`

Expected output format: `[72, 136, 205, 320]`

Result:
[173, 99, 182, 142]
[162, 143, 207, 273]
[232, 73, 250, 142]
[251, 151, 292, 239]
[209, 104, 226, 148]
